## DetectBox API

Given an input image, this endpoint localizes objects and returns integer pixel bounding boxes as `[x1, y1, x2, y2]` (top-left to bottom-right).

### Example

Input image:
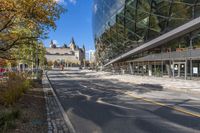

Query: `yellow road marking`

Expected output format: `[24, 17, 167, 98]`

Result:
[58, 72, 200, 118]
[126, 92, 200, 118]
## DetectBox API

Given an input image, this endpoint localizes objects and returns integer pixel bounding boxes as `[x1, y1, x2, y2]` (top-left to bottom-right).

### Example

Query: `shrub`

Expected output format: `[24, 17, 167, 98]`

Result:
[0, 108, 21, 132]
[1, 72, 32, 106]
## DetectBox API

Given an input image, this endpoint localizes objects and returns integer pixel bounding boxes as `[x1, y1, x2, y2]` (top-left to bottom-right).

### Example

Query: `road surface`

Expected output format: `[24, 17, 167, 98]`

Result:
[47, 70, 200, 133]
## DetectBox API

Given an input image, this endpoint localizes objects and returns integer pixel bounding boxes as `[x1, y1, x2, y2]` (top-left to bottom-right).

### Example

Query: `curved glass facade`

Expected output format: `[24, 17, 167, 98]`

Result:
[93, 0, 200, 64]
[93, 0, 125, 38]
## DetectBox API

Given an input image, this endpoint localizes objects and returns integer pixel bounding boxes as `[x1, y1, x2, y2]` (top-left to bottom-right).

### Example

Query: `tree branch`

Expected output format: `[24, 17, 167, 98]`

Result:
[0, 15, 15, 32]
[0, 36, 39, 52]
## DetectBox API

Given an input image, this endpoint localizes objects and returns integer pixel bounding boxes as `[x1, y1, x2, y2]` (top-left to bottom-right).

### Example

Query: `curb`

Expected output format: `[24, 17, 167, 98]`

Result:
[45, 71, 76, 133]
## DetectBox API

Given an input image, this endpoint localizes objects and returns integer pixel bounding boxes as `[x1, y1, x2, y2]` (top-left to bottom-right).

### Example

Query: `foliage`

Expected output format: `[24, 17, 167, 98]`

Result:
[0, 0, 65, 59]
[46, 61, 53, 69]
[0, 59, 8, 67]
[8, 60, 18, 67]
[53, 60, 58, 66]
[0, 108, 21, 132]
[47, 61, 53, 67]
[11, 42, 46, 68]
[0, 72, 32, 106]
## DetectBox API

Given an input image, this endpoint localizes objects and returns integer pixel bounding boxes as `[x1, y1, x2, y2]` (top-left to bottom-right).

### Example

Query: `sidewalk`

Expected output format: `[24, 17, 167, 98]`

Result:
[83, 70, 200, 94]
[42, 75, 70, 133]
[83, 70, 200, 118]
[111, 75, 200, 93]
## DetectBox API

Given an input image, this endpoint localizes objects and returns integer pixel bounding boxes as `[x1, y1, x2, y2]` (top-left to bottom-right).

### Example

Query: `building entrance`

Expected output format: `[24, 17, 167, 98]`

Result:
[172, 61, 187, 79]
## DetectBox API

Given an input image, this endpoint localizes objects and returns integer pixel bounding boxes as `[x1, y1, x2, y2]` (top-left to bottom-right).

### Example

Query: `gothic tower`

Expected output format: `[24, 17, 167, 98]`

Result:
[69, 37, 76, 51]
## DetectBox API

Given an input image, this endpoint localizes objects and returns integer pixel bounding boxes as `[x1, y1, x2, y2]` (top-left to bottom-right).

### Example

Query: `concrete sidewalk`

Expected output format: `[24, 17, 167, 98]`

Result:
[83, 70, 200, 94]
[82, 70, 200, 119]
[110, 75, 200, 93]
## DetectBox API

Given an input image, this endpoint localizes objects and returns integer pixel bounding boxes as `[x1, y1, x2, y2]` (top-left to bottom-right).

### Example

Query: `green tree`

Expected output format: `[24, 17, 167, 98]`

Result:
[0, 0, 65, 59]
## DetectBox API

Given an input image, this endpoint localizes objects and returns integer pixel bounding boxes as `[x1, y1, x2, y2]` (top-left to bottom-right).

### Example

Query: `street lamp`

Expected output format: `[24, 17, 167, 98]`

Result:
[36, 43, 39, 79]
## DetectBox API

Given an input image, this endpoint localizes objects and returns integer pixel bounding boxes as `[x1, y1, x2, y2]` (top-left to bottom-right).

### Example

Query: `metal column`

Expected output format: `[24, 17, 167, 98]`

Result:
[129, 62, 133, 75]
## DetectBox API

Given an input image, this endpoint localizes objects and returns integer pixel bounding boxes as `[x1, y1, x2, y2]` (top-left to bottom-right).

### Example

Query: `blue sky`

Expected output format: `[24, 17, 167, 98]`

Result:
[43, 0, 94, 51]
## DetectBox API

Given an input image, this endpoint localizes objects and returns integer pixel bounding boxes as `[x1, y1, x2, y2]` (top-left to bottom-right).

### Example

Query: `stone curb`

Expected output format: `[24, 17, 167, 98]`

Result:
[43, 72, 76, 133]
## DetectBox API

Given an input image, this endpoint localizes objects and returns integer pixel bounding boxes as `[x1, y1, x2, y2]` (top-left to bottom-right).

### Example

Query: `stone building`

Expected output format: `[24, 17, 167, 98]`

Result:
[86, 50, 96, 63]
[46, 38, 85, 67]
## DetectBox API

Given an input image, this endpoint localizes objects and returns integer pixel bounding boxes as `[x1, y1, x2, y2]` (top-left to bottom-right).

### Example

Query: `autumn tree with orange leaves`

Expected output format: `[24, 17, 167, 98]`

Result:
[0, 0, 65, 59]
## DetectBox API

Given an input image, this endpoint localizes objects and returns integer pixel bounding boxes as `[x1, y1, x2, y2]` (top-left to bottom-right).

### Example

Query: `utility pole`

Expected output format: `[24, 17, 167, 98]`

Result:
[32, 40, 34, 79]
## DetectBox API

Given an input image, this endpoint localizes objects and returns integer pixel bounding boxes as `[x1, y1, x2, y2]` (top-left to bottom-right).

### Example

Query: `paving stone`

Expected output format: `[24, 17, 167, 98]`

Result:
[43, 77, 70, 133]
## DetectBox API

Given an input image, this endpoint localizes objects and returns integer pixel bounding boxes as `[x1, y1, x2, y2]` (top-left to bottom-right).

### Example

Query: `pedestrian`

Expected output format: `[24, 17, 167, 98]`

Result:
[61, 64, 64, 71]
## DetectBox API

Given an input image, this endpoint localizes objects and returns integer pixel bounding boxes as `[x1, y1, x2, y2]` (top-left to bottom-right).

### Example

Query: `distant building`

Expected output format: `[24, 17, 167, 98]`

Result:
[88, 50, 96, 63]
[46, 38, 85, 67]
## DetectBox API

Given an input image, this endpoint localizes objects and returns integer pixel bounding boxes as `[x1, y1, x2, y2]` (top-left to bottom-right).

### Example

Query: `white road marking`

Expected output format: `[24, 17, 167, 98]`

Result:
[76, 91, 92, 101]
[79, 83, 105, 92]
[97, 98, 136, 111]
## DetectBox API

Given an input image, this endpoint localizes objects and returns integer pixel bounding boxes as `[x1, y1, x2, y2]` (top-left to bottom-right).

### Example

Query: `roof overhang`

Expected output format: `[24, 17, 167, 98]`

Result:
[104, 16, 200, 67]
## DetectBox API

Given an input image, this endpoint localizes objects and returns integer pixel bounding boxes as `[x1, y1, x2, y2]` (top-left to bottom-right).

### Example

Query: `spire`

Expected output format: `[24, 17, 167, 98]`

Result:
[71, 37, 75, 45]
[63, 43, 68, 48]
[50, 40, 53, 47]
[50, 40, 56, 48]
[82, 44, 86, 60]
[82, 44, 85, 56]
[82, 44, 85, 51]
[69, 37, 76, 50]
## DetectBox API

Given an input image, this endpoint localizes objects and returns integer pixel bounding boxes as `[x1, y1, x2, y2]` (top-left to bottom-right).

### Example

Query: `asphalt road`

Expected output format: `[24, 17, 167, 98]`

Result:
[47, 70, 200, 133]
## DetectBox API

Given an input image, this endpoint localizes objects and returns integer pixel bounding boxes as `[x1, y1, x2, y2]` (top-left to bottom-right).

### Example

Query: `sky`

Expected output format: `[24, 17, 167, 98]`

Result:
[43, 0, 94, 51]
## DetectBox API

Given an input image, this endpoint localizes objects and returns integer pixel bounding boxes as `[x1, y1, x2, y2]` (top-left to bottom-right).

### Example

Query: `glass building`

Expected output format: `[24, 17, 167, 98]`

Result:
[93, 0, 200, 79]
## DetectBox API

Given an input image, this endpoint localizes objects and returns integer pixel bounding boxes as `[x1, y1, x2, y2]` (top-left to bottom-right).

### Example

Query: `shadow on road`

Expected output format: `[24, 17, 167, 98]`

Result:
[47, 71, 200, 133]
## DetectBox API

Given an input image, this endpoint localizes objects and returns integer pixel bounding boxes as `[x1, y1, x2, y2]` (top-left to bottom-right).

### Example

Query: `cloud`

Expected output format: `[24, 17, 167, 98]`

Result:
[53, 40, 58, 44]
[69, 0, 77, 5]
[52, 40, 61, 47]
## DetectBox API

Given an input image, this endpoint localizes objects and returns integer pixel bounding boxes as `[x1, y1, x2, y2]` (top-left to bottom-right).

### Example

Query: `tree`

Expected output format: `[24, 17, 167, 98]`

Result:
[0, 0, 65, 59]
[47, 61, 53, 67]
[0, 58, 8, 67]
[53, 60, 58, 67]
[7, 40, 46, 69]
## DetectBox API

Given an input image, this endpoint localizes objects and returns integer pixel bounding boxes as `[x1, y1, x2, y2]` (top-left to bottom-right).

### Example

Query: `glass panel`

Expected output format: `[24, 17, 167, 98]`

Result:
[93, 0, 200, 63]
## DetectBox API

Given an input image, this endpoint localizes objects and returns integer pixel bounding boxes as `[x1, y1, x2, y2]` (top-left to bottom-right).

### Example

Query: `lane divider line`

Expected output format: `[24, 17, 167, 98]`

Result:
[46, 71, 76, 133]
[85, 82, 200, 119]
[126, 92, 200, 118]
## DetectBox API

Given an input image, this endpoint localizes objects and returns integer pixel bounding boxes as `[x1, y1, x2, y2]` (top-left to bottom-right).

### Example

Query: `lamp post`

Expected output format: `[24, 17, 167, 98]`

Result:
[35, 43, 39, 79]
